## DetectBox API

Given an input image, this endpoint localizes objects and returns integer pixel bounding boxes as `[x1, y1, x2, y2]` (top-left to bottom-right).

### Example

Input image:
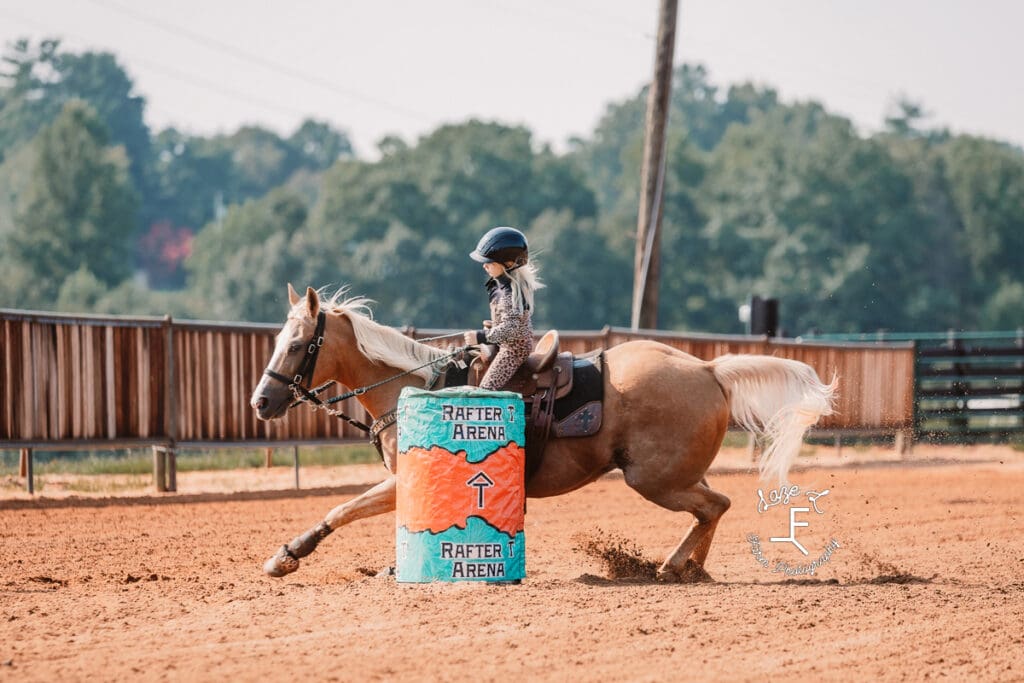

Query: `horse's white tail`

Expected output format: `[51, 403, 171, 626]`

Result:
[709, 354, 837, 484]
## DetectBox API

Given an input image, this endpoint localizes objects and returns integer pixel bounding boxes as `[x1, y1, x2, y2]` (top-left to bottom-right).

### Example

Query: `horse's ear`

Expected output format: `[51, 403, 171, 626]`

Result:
[287, 283, 300, 307]
[305, 287, 320, 318]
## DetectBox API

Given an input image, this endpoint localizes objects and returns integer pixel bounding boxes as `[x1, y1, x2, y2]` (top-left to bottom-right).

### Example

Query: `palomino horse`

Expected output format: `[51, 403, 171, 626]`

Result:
[251, 285, 836, 581]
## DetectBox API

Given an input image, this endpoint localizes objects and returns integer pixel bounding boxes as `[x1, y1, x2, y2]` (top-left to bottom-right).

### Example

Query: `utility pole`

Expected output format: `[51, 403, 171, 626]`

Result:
[631, 0, 678, 331]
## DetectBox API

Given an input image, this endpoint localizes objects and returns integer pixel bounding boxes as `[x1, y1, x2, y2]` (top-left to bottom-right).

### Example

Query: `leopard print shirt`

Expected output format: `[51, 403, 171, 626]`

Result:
[476, 276, 534, 390]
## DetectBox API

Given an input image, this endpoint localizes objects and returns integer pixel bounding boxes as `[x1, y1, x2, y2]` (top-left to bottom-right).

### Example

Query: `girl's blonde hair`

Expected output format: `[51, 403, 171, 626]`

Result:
[504, 260, 544, 313]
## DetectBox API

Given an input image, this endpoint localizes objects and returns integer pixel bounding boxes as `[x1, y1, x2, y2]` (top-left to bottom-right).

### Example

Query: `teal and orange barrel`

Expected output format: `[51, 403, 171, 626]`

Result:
[395, 387, 526, 583]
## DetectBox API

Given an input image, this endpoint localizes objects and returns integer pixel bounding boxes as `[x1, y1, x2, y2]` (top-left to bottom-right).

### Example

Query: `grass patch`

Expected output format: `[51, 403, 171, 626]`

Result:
[722, 431, 752, 448]
[0, 475, 44, 492]
[721, 431, 817, 458]
[61, 475, 151, 494]
[0, 444, 380, 477]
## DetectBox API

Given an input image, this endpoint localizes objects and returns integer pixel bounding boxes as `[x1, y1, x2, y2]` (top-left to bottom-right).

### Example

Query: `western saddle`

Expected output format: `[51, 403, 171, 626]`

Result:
[470, 330, 573, 400]
[468, 330, 577, 479]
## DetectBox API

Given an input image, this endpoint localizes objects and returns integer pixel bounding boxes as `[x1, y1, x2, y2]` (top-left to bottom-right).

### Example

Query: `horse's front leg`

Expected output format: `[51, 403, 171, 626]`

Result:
[263, 475, 397, 577]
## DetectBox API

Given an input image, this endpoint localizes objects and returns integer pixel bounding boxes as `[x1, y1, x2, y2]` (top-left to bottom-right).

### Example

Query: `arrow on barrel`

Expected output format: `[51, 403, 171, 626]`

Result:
[466, 471, 495, 509]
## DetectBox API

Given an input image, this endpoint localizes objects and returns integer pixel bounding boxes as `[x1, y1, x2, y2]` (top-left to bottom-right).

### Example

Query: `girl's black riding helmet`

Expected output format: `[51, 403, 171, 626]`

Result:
[470, 226, 529, 268]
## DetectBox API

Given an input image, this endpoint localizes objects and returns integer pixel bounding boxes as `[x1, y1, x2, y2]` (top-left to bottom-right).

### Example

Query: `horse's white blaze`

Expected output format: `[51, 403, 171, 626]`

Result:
[251, 318, 301, 401]
[709, 354, 837, 484]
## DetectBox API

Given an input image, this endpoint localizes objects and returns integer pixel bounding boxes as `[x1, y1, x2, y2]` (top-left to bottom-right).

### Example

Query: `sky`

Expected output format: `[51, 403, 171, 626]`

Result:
[1, 0, 1022, 157]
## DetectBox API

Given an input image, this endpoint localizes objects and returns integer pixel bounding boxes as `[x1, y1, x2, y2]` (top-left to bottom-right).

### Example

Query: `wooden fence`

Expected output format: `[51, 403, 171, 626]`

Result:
[809, 330, 1024, 440]
[0, 311, 371, 448]
[2, 309, 915, 491]
[556, 328, 916, 432]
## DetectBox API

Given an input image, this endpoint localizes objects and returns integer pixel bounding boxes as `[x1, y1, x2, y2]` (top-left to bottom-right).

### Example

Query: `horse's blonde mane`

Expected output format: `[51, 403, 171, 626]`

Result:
[301, 288, 447, 382]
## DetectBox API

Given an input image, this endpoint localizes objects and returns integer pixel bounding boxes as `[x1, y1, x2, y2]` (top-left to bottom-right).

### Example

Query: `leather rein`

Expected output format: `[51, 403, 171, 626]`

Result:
[262, 311, 467, 455]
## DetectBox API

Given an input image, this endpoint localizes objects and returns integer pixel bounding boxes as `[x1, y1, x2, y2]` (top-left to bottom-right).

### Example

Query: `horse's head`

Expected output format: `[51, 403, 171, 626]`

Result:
[250, 284, 328, 421]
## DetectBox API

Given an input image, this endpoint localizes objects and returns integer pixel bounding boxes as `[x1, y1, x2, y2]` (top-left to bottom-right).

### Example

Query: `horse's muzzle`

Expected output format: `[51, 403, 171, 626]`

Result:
[250, 392, 289, 421]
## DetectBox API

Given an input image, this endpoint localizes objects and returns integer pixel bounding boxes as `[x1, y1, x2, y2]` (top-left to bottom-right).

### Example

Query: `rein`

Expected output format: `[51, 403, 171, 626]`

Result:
[262, 312, 469, 452]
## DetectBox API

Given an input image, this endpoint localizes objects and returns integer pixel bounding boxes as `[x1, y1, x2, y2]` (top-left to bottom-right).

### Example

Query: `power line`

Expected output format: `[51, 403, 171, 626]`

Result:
[82, 0, 434, 124]
[124, 53, 318, 123]
[0, 7, 317, 123]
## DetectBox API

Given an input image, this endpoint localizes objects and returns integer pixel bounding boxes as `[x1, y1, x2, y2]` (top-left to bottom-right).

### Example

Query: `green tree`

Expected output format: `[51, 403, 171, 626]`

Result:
[9, 100, 138, 307]
[55, 266, 111, 312]
[288, 119, 354, 170]
[186, 188, 309, 321]
[0, 39, 151, 197]
[879, 131, 970, 328]
[884, 97, 929, 138]
[981, 280, 1024, 329]
[526, 210, 631, 329]
[148, 128, 234, 231]
[651, 135, 720, 330]
[0, 39, 62, 158]
[149, 120, 352, 234]
[697, 103, 928, 333]
[573, 64, 779, 216]
[0, 141, 34, 237]
[303, 121, 599, 328]
[941, 136, 1024, 278]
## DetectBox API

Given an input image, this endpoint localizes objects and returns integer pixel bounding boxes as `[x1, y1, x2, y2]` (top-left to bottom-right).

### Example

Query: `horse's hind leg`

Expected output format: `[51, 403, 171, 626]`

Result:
[686, 478, 723, 568]
[629, 476, 731, 582]
[659, 481, 730, 581]
[264, 476, 397, 577]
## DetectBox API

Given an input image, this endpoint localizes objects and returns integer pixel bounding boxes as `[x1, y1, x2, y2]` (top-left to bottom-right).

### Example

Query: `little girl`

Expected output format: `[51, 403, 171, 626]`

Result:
[463, 226, 544, 391]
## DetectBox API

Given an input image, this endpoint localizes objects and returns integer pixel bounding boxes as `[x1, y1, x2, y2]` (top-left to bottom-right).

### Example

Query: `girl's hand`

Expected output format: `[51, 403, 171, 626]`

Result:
[464, 331, 478, 346]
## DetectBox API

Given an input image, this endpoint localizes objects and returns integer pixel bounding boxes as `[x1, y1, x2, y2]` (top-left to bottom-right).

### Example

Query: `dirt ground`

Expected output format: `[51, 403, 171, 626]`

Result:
[1, 444, 1022, 682]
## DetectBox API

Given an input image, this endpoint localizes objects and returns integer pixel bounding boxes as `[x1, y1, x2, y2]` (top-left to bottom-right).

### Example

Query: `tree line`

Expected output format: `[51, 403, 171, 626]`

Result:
[1, 39, 1021, 334]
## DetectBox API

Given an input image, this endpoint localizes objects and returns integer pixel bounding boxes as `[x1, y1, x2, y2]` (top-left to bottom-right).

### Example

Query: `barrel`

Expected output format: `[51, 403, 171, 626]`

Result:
[395, 386, 526, 583]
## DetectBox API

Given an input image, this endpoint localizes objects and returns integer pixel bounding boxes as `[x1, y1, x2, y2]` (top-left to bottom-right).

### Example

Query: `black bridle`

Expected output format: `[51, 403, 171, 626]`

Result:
[261, 310, 469, 452]
[263, 311, 327, 399]
[262, 311, 374, 434]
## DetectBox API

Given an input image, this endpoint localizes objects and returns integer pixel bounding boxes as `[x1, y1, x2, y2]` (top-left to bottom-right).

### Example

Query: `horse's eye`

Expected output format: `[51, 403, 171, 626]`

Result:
[288, 343, 303, 353]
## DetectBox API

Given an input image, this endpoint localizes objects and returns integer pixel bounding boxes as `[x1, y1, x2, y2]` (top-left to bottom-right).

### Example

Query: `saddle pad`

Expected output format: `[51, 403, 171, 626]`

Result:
[552, 351, 603, 422]
[552, 401, 602, 439]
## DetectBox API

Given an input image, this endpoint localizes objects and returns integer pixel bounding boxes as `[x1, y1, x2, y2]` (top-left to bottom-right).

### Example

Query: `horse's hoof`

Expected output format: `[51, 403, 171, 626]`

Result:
[657, 560, 714, 584]
[263, 545, 300, 578]
[656, 569, 681, 583]
[288, 522, 332, 558]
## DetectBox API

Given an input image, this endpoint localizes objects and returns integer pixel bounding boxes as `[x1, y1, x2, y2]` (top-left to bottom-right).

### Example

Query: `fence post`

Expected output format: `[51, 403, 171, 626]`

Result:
[163, 316, 178, 493]
[294, 445, 300, 489]
[23, 448, 33, 495]
[153, 446, 167, 492]
[950, 337, 969, 436]
[167, 447, 177, 492]
[894, 430, 913, 456]
[19, 448, 28, 477]
[265, 447, 274, 468]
